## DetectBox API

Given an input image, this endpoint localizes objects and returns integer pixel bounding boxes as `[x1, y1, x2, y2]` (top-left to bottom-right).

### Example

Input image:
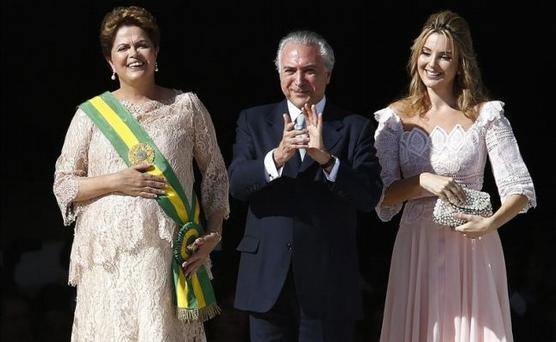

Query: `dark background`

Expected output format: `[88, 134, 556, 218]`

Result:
[1, 0, 554, 341]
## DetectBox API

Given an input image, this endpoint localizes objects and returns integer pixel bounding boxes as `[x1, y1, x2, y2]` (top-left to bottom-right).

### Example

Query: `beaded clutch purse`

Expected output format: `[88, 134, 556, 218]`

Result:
[433, 188, 493, 227]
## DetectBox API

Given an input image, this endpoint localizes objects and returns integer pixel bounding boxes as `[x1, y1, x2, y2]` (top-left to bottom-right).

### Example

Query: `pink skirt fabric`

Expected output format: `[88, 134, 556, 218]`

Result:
[380, 200, 513, 342]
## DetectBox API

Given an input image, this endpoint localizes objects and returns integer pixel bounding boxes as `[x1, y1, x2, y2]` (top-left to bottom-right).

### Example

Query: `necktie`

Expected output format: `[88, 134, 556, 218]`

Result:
[295, 113, 306, 160]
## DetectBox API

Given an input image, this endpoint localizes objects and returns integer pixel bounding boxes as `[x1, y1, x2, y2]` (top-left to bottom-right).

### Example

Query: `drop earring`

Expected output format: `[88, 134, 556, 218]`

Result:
[155, 63, 159, 72]
[111, 71, 116, 80]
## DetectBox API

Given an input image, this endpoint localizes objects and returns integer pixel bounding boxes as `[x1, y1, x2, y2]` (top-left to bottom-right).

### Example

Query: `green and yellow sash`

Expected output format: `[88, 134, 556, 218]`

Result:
[79, 91, 220, 322]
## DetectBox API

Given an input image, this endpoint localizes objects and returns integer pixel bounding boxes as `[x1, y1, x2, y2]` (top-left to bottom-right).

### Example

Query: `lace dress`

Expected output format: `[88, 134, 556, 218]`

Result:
[53, 91, 230, 342]
[374, 101, 536, 342]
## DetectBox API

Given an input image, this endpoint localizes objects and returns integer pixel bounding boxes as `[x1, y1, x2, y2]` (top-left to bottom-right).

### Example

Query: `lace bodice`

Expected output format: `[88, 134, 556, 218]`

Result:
[53, 91, 230, 284]
[373, 101, 536, 222]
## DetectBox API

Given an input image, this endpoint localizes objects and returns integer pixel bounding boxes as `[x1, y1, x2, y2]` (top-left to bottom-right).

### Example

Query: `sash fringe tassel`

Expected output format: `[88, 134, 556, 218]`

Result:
[177, 303, 222, 322]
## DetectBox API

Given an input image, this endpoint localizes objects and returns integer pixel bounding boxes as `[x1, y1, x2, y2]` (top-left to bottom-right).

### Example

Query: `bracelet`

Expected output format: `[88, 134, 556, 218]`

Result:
[206, 231, 222, 243]
[320, 154, 335, 169]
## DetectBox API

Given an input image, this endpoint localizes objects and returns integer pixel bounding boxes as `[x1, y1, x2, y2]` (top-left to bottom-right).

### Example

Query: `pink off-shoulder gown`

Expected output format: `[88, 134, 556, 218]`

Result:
[373, 101, 536, 342]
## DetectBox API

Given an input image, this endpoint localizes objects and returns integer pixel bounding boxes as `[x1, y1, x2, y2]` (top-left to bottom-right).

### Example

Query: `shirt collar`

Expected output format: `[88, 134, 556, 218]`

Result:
[287, 96, 327, 122]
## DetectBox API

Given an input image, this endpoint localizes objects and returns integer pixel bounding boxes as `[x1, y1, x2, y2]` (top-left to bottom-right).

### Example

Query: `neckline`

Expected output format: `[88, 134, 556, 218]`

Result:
[390, 101, 496, 136]
[117, 89, 182, 113]
[115, 89, 181, 107]
[402, 123, 472, 138]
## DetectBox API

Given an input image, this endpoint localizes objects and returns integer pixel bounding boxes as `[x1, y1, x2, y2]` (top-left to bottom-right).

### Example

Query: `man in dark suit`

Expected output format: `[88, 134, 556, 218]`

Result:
[228, 30, 383, 341]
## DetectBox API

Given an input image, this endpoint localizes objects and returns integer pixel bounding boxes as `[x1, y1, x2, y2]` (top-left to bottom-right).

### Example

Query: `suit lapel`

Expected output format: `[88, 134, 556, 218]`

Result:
[265, 101, 287, 146]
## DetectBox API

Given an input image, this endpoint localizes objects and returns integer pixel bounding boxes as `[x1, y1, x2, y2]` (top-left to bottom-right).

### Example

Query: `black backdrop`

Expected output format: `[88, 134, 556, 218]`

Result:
[1, 0, 554, 341]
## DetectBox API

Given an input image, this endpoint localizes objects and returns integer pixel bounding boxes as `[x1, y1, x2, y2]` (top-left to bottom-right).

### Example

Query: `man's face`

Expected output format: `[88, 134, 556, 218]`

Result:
[278, 42, 331, 109]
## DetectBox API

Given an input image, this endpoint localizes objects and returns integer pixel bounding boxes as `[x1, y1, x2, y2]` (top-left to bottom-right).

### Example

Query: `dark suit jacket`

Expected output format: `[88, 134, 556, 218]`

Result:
[229, 100, 382, 320]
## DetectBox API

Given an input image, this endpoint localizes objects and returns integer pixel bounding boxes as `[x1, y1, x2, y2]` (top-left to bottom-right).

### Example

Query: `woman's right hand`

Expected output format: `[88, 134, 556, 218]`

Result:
[419, 172, 465, 205]
[112, 163, 167, 198]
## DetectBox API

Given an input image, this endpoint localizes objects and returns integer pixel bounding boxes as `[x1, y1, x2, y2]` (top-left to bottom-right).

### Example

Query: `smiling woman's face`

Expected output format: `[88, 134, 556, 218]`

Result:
[417, 32, 458, 92]
[108, 25, 158, 84]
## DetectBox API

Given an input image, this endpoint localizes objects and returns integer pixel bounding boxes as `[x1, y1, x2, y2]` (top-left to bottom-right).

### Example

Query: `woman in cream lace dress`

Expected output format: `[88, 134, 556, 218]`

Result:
[374, 11, 535, 342]
[53, 6, 229, 341]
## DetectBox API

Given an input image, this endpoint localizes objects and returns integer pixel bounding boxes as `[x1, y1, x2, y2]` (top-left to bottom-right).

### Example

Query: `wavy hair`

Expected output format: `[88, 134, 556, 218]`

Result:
[396, 10, 489, 118]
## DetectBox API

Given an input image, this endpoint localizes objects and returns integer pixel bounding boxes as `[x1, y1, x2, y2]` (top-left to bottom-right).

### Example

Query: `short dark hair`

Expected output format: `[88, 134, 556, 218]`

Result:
[99, 6, 160, 58]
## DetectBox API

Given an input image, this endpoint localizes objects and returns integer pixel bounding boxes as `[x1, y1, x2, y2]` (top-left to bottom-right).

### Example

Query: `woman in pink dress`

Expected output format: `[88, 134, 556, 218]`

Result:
[374, 10, 536, 342]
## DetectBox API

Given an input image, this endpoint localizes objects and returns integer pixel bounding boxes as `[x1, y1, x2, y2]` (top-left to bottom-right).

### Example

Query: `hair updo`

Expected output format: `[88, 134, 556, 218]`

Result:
[99, 6, 160, 58]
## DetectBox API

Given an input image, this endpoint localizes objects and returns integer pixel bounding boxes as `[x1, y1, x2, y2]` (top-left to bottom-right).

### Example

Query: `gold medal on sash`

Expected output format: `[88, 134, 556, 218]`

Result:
[128, 142, 155, 165]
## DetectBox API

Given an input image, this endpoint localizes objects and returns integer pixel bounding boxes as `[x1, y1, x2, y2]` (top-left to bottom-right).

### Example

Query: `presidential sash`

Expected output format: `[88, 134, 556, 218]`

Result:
[79, 91, 220, 322]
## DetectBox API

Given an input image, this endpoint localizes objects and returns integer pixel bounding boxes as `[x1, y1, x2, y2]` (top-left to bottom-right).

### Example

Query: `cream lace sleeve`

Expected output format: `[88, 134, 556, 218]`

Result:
[53, 109, 94, 225]
[483, 102, 536, 212]
[373, 108, 404, 221]
[190, 94, 230, 221]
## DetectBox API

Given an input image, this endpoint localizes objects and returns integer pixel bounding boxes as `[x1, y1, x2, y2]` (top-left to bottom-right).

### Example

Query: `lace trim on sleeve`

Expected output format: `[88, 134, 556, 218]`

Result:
[53, 172, 80, 225]
[483, 102, 536, 212]
[476, 101, 504, 127]
[373, 107, 404, 221]
[53, 110, 93, 226]
[204, 257, 214, 280]
[186, 93, 230, 220]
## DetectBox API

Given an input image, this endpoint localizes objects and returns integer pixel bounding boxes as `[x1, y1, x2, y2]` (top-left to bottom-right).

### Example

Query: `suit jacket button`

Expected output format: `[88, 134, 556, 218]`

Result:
[287, 242, 293, 251]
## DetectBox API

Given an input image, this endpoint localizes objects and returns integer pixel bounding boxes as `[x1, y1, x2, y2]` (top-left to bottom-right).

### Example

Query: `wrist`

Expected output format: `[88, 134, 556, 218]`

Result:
[485, 215, 500, 231]
[314, 149, 330, 165]
[418, 172, 429, 187]
[320, 153, 335, 170]
[107, 173, 120, 193]
[206, 231, 222, 243]
[272, 149, 285, 168]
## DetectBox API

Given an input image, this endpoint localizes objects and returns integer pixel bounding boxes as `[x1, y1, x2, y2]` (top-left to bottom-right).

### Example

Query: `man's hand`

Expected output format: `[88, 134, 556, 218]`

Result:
[273, 113, 309, 168]
[303, 103, 329, 164]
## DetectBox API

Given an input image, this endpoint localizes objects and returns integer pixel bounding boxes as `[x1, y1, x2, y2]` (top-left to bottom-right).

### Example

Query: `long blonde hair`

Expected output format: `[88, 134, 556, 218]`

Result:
[396, 10, 489, 118]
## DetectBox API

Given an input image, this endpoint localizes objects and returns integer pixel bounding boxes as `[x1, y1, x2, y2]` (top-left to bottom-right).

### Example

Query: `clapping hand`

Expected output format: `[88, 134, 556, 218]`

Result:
[273, 114, 309, 168]
[302, 103, 329, 164]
